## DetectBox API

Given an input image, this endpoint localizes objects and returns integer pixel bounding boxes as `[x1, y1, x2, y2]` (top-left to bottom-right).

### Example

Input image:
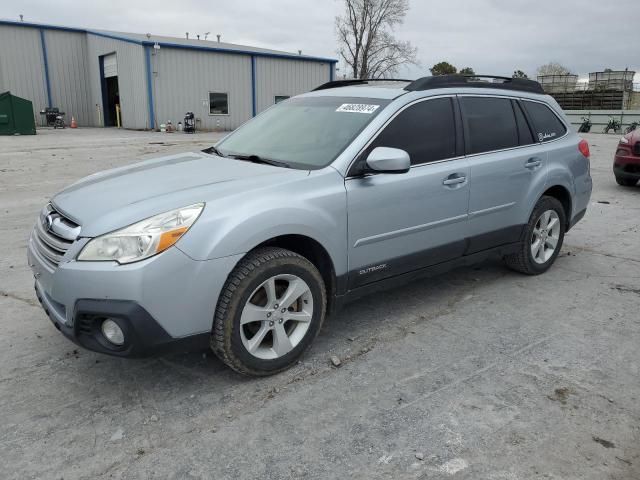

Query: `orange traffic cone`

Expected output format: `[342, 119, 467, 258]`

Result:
[70, 116, 77, 128]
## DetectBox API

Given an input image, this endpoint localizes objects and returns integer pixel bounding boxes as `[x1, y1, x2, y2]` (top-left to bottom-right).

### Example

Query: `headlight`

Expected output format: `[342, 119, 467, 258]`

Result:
[620, 137, 629, 144]
[77, 203, 204, 264]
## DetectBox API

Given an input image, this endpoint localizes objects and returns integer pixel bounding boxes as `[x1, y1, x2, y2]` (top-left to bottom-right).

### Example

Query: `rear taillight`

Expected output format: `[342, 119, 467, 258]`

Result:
[578, 139, 590, 158]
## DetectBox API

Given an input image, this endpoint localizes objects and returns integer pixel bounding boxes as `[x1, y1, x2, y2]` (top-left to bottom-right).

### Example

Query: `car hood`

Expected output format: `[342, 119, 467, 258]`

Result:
[52, 151, 309, 236]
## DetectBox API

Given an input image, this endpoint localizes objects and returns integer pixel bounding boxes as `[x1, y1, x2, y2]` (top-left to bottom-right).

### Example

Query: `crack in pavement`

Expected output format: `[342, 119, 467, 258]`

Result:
[397, 335, 555, 411]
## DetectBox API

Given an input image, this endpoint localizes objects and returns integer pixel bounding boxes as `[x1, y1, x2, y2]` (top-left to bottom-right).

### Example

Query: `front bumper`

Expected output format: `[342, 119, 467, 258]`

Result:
[614, 150, 640, 180]
[614, 163, 640, 180]
[34, 285, 210, 356]
[28, 232, 244, 357]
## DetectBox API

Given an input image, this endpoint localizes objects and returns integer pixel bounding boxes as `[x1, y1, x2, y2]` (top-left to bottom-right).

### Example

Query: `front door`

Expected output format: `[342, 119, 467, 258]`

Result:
[345, 96, 470, 289]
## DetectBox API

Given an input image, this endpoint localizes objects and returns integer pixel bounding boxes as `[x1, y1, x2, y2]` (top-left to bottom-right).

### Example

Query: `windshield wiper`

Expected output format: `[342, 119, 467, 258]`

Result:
[228, 154, 290, 168]
[202, 145, 226, 157]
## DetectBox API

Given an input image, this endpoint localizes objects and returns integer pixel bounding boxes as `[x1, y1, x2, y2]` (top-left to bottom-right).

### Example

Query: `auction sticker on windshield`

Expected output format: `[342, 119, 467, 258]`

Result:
[336, 104, 380, 114]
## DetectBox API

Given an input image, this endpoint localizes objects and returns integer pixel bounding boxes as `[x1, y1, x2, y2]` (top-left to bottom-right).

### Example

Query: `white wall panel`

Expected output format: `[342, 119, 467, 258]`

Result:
[152, 47, 252, 131]
[0, 25, 48, 125]
[42, 29, 92, 126]
[255, 57, 330, 113]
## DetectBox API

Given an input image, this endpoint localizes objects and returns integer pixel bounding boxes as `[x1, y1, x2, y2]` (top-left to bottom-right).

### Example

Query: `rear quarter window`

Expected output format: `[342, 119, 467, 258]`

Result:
[522, 100, 567, 142]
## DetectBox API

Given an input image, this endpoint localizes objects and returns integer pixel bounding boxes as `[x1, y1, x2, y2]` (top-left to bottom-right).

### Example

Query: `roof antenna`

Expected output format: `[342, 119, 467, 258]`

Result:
[186, 32, 189, 39]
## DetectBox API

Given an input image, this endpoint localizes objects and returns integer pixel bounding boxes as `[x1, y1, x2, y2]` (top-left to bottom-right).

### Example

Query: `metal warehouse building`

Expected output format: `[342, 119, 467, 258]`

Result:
[0, 20, 337, 130]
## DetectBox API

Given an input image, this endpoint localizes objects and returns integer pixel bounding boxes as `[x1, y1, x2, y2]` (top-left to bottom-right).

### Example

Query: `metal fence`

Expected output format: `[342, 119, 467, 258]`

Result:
[538, 71, 637, 93]
[537, 74, 578, 93]
[564, 109, 640, 132]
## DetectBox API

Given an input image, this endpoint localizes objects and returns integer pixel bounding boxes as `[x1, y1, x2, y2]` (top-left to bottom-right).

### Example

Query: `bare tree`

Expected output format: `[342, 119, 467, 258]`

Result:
[536, 62, 572, 77]
[336, 0, 418, 79]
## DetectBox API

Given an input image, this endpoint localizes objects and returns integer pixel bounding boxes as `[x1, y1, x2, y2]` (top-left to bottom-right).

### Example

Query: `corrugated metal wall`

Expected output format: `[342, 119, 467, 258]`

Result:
[152, 47, 252, 130]
[0, 22, 335, 131]
[86, 34, 149, 129]
[42, 30, 92, 126]
[0, 25, 48, 123]
[255, 57, 330, 113]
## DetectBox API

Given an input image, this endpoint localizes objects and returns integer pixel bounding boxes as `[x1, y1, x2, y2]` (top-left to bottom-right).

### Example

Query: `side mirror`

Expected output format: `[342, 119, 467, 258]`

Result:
[365, 147, 410, 174]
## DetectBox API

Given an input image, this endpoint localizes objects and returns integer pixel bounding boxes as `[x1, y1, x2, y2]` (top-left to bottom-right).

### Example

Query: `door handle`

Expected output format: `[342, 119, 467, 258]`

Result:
[525, 157, 542, 169]
[443, 174, 467, 186]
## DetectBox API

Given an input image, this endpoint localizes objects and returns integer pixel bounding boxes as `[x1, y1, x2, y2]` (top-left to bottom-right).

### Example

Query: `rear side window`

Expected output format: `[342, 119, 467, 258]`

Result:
[522, 100, 567, 142]
[513, 101, 535, 146]
[368, 97, 456, 165]
[459, 97, 519, 154]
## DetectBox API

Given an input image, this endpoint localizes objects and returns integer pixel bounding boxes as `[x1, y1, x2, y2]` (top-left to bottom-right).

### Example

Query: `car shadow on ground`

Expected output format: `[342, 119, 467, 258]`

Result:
[59, 258, 512, 401]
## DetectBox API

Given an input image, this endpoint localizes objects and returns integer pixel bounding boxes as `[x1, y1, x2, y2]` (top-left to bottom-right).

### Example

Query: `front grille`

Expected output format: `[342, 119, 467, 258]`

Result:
[33, 204, 80, 268]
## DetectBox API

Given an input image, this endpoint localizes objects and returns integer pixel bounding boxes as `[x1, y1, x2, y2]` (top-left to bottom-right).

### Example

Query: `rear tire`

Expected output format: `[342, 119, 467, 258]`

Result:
[211, 247, 326, 376]
[504, 196, 566, 275]
[616, 176, 637, 187]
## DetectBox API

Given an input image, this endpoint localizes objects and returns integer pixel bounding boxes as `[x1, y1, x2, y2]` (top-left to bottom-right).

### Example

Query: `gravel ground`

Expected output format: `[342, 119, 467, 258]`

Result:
[0, 128, 639, 480]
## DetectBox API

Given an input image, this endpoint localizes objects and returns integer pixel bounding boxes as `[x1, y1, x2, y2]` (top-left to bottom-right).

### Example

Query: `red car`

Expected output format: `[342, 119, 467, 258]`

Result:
[614, 129, 640, 186]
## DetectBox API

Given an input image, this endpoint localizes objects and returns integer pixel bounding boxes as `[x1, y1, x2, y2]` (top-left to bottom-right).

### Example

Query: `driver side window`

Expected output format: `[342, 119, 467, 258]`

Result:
[365, 97, 457, 167]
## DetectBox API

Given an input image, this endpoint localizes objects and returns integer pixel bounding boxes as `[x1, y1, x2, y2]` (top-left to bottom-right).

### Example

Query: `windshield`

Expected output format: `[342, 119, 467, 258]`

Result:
[215, 96, 390, 169]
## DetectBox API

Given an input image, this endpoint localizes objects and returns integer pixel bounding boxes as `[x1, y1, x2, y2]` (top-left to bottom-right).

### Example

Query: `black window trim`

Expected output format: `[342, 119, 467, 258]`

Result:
[459, 93, 531, 157]
[457, 94, 570, 158]
[345, 94, 570, 178]
[519, 97, 569, 144]
[511, 99, 536, 147]
[346, 94, 464, 178]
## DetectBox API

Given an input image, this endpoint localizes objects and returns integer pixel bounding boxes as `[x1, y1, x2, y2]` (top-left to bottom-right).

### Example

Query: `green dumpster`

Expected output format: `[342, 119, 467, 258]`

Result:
[0, 91, 36, 135]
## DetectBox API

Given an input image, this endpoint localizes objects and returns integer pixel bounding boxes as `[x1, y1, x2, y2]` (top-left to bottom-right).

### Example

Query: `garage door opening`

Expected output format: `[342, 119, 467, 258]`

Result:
[100, 53, 121, 127]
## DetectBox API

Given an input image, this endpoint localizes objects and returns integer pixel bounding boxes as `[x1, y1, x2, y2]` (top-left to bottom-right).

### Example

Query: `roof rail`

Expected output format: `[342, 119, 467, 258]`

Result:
[404, 75, 545, 94]
[313, 78, 413, 91]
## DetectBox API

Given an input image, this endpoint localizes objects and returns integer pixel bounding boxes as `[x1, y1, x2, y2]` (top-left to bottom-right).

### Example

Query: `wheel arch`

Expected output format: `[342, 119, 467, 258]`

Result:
[241, 234, 340, 314]
[541, 184, 572, 228]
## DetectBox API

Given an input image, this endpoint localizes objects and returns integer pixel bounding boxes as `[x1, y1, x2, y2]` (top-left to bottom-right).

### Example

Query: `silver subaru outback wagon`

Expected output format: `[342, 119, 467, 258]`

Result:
[28, 75, 592, 376]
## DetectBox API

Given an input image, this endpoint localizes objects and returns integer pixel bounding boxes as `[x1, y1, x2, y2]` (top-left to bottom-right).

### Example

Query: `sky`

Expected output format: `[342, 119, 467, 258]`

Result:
[4, 0, 639, 82]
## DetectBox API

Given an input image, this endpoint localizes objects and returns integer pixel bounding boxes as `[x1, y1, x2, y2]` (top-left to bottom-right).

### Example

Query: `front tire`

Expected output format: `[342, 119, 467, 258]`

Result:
[211, 247, 326, 376]
[504, 196, 566, 275]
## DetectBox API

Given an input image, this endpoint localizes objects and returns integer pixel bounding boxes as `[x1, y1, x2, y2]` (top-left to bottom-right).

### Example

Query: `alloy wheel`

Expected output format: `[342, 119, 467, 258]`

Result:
[531, 209, 561, 264]
[239, 274, 314, 360]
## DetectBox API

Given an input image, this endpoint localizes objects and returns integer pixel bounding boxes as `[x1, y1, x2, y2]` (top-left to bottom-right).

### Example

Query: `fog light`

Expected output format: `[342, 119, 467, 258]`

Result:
[101, 319, 125, 346]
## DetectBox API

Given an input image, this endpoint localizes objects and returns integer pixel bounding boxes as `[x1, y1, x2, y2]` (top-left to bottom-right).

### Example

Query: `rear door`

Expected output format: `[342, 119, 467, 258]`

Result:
[345, 96, 470, 289]
[459, 95, 547, 253]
